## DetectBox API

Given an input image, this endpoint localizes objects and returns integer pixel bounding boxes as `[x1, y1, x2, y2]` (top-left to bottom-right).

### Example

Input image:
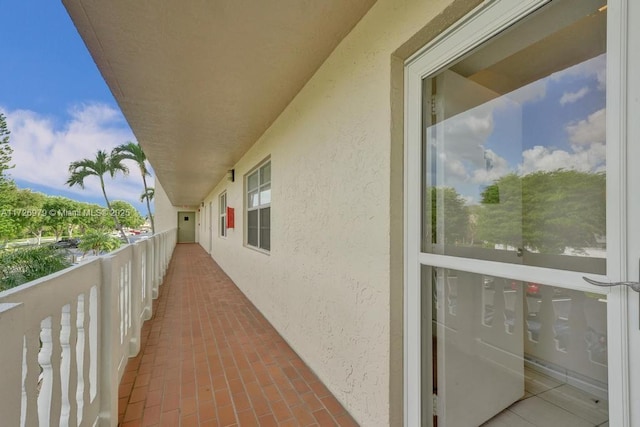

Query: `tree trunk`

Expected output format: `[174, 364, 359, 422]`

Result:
[30, 229, 42, 246]
[141, 171, 155, 234]
[101, 178, 129, 243]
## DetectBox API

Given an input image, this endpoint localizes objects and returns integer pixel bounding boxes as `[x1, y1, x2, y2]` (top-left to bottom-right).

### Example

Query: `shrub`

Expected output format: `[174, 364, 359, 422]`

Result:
[0, 246, 71, 291]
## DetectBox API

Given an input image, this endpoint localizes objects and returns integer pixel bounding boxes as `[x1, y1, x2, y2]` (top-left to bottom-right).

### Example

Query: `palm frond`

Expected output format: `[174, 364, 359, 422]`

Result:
[108, 160, 129, 177]
[113, 141, 148, 175]
[140, 187, 155, 202]
[66, 168, 96, 189]
[68, 158, 98, 173]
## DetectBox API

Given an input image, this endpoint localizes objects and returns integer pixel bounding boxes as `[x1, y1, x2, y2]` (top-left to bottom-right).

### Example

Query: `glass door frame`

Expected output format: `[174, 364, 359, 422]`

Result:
[403, 0, 633, 425]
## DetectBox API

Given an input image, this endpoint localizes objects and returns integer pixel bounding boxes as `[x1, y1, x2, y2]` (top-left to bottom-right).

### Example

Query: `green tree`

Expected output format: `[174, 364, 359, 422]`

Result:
[108, 200, 145, 230]
[64, 199, 86, 238]
[428, 187, 470, 244]
[74, 202, 112, 234]
[66, 150, 129, 242]
[522, 170, 605, 253]
[0, 246, 71, 291]
[41, 196, 79, 241]
[0, 183, 18, 245]
[0, 112, 13, 183]
[0, 113, 17, 244]
[12, 189, 46, 244]
[78, 230, 122, 255]
[113, 142, 155, 234]
[476, 173, 523, 248]
[476, 170, 606, 253]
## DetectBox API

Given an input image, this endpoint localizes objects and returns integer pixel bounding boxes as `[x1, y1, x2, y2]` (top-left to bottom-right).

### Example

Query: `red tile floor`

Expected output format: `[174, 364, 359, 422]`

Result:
[118, 243, 359, 427]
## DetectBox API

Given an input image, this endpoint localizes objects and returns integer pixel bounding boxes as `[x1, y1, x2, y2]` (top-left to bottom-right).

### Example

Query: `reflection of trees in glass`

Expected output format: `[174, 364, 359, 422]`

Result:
[429, 187, 470, 244]
[477, 170, 605, 253]
[477, 174, 523, 248]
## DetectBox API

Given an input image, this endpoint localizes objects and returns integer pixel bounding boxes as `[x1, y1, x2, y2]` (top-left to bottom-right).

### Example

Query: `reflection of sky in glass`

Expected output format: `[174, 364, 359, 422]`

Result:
[429, 54, 606, 205]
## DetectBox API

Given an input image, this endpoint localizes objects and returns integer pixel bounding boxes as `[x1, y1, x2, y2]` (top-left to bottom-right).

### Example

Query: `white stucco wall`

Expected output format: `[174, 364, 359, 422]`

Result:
[198, 0, 459, 425]
[154, 180, 181, 233]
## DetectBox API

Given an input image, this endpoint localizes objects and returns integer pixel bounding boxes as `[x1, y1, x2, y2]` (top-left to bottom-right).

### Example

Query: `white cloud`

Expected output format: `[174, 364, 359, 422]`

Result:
[518, 143, 606, 175]
[424, 55, 607, 203]
[560, 87, 590, 105]
[440, 109, 493, 160]
[430, 99, 518, 191]
[447, 159, 468, 180]
[566, 108, 606, 146]
[518, 108, 606, 175]
[471, 149, 511, 184]
[1, 104, 148, 206]
[596, 65, 606, 91]
[461, 195, 476, 205]
[430, 110, 495, 183]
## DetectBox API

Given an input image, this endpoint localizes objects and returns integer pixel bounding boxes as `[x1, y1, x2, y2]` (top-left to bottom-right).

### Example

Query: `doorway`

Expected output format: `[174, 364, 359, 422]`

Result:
[404, 0, 637, 425]
[177, 211, 196, 243]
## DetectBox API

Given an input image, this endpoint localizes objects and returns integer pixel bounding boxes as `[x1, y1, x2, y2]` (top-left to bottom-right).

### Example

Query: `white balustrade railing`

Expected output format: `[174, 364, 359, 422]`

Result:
[0, 228, 177, 426]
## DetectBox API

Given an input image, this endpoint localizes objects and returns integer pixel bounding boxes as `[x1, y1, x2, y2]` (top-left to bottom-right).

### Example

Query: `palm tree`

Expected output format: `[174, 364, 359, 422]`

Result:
[66, 150, 130, 242]
[140, 188, 155, 228]
[78, 230, 122, 256]
[140, 187, 154, 203]
[113, 142, 155, 234]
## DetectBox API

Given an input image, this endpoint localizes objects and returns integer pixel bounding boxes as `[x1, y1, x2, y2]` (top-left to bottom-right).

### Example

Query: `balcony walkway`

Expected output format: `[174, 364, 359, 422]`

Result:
[118, 243, 359, 427]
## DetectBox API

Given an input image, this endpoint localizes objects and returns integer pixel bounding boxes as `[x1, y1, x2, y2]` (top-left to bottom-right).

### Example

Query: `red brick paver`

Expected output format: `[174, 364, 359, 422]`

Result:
[118, 243, 359, 426]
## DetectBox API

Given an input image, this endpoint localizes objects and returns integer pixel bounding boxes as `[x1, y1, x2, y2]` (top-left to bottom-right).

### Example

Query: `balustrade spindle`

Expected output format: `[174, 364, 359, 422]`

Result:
[38, 317, 53, 426]
[60, 304, 72, 426]
[76, 294, 85, 424]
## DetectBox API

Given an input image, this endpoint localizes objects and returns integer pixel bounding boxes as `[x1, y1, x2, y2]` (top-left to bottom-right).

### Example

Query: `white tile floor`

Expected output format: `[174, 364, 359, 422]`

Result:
[482, 368, 608, 427]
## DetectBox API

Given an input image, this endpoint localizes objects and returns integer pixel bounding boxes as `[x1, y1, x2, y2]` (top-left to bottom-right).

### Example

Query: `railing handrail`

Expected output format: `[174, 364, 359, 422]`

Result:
[0, 257, 102, 301]
[0, 228, 177, 426]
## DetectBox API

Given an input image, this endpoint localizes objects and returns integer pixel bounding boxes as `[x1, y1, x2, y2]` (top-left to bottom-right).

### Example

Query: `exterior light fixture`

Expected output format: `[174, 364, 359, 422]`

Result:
[227, 169, 235, 182]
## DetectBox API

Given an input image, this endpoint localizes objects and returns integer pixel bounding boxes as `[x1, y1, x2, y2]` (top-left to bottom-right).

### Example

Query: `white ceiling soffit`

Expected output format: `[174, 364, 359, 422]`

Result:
[62, 0, 377, 206]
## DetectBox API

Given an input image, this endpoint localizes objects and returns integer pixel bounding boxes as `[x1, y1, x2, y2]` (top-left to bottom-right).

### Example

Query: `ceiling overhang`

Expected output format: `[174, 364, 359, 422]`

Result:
[62, 0, 376, 206]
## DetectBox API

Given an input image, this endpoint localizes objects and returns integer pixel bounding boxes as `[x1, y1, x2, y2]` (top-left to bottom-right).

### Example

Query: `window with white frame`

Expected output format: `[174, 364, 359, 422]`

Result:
[246, 160, 270, 251]
[219, 191, 227, 237]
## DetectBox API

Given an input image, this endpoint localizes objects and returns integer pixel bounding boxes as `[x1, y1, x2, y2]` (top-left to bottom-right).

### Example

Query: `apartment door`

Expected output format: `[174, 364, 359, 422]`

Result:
[177, 211, 196, 243]
[405, 0, 639, 425]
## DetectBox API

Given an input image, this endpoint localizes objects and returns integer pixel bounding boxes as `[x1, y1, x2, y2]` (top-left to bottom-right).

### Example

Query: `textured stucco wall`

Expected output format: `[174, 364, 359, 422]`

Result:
[199, 0, 460, 425]
[154, 180, 182, 233]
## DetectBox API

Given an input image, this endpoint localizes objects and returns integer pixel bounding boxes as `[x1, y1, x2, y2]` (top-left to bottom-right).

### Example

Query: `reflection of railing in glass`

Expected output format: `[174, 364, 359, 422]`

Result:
[481, 277, 518, 334]
[481, 277, 495, 327]
[440, 269, 608, 395]
[503, 285, 517, 335]
[447, 275, 457, 316]
[523, 284, 608, 389]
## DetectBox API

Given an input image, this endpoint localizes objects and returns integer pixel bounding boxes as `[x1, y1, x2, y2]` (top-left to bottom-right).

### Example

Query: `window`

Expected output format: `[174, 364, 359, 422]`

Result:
[246, 160, 271, 251]
[219, 191, 227, 237]
[420, 0, 606, 274]
[405, 0, 611, 425]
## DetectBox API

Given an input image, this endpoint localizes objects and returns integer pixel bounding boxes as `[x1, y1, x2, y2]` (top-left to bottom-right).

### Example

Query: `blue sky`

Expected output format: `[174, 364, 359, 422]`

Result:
[432, 54, 606, 205]
[0, 1, 151, 212]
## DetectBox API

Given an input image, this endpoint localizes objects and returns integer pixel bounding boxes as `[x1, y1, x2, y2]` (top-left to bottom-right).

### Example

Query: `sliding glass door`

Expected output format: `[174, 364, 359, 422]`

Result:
[405, 0, 638, 425]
